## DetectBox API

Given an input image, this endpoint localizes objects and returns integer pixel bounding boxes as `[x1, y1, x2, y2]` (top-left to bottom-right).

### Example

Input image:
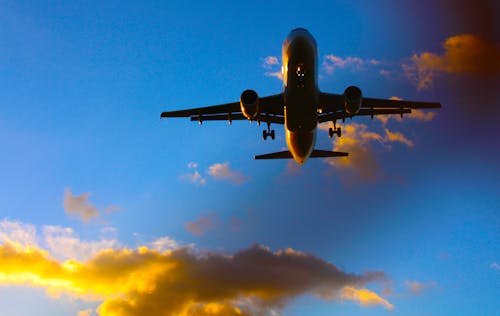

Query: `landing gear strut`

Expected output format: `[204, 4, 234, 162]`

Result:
[328, 121, 341, 138]
[263, 121, 275, 140]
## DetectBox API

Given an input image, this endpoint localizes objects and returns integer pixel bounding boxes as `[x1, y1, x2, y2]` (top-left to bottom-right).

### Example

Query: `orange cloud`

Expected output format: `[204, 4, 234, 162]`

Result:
[0, 221, 394, 316]
[207, 162, 247, 184]
[322, 122, 417, 181]
[403, 34, 500, 89]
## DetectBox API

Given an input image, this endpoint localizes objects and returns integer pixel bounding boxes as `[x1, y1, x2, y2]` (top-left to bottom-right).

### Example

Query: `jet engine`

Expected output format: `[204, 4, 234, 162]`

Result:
[344, 86, 362, 115]
[240, 89, 260, 120]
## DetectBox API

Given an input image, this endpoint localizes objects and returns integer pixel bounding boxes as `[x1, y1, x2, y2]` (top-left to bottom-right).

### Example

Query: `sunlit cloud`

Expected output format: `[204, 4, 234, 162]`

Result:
[403, 34, 500, 90]
[405, 280, 437, 295]
[341, 286, 394, 311]
[264, 71, 284, 80]
[263, 56, 279, 68]
[148, 236, 179, 252]
[78, 309, 94, 316]
[323, 54, 380, 74]
[208, 162, 247, 184]
[185, 212, 220, 236]
[0, 223, 394, 316]
[263, 56, 283, 80]
[181, 162, 207, 185]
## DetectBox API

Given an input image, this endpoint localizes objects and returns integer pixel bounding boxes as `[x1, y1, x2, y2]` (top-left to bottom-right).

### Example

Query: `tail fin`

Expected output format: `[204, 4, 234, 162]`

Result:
[254, 149, 348, 160]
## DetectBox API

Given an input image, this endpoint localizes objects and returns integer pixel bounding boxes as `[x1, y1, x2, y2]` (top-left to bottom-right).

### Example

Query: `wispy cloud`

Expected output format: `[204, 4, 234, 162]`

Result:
[263, 55, 283, 80]
[77, 309, 94, 316]
[490, 262, 500, 271]
[403, 34, 500, 90]
[185, 212, 220, 236]
[322, 122, 417, 181]
[0, 222, 394, 315]
[263, 56, 279, 68]
[323, 54, 380, 74]
[180, 162, 206, 185]
[208, 162, 247, 184]
[405, 280, 437, 295]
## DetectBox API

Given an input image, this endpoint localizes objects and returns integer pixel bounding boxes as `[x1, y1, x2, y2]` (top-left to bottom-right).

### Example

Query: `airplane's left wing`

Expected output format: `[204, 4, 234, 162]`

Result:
[161, 93, 285, 124]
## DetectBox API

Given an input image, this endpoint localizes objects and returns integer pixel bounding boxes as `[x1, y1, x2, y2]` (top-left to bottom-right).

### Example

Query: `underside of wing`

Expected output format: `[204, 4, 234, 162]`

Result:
[161, 93, 285, 124]
[254, 149, 348, 160]
[318, 92, 441, 123]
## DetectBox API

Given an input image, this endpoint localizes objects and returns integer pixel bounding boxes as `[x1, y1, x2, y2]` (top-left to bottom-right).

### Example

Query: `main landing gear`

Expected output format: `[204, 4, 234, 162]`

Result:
[328, 121, 341, 138]
[263, 121, 275, 140]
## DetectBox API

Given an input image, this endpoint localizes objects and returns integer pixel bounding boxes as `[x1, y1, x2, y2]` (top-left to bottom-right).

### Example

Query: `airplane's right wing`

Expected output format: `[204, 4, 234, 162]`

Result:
[318, 92, 441, 123]
[161, 93, 285, 124]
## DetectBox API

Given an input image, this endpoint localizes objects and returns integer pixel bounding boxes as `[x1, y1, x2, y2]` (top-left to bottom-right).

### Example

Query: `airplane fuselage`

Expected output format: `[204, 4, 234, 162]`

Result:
[282, 28, 319, 164]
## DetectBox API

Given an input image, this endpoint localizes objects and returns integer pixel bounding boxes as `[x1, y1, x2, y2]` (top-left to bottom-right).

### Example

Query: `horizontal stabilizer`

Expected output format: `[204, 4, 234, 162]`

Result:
[310, 149, 348, 158]
[254, 149, 348, 160]
[254, 151, 293, 160]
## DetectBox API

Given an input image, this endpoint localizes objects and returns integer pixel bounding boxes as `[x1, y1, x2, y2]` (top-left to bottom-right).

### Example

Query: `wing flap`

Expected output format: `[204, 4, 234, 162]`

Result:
[318, 108, 412, 123]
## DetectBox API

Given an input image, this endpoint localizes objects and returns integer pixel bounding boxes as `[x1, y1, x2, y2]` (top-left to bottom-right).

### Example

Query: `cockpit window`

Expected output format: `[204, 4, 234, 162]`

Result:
[296, 63, 305, 87]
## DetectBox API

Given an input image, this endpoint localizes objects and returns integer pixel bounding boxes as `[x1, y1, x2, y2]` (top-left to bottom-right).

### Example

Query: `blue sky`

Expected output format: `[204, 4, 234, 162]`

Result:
[0, 1, 499, 315]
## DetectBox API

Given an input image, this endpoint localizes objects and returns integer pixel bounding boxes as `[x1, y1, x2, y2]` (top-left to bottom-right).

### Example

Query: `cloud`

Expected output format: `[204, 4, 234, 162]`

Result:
[263, 56, 279, 68]
[63, 189, 99, 222]
[148, 236, 179, 252]
[323, 55, 380, 74]
[490, 262, 500, 271]
[263, 56, 283, 80]
[384, 128, 414, 147]
[63, 189, 118, 223]
[181, 162, 207, 185]
[405, 280, 437, 295]
[43, 225, 118, 261]
[208, 162, 247, 184]
[403, 34, 500, 90]
[185, 212, 220, 236]
[0, 228, 393, 316]
[341, 286, 394, 311]
[376, 97, 437, 125]
[78, 309, 94, 316]
[321, 122, 419, 182]
[264, 71, 284, 80]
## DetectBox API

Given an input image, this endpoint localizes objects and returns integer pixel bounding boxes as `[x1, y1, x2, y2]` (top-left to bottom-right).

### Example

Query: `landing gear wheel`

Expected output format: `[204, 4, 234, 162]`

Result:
[270, 130, 275, 140]
[263, 130, 267, 140]
[328, 127, 342, 138]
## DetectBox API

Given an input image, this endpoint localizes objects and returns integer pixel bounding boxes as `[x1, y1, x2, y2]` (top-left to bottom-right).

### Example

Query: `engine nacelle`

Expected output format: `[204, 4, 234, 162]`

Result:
[344, 86, 362, 115]
[240, 89, 260, 120]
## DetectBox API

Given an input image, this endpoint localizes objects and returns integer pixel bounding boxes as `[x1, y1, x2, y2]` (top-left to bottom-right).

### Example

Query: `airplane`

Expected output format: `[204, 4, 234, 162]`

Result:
[161, 28, 441, 164]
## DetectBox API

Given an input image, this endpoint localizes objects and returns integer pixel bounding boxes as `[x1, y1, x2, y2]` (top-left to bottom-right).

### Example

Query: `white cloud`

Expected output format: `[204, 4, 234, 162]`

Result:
[207, 162, 247, 184]
[263, 56, 279, 67]
[181, 162, 206, 185]
[0, 220, 38, 248]
[42, 225, 118, 261]
[149, 236, 179, 252]
[323, 54, 380, 74]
